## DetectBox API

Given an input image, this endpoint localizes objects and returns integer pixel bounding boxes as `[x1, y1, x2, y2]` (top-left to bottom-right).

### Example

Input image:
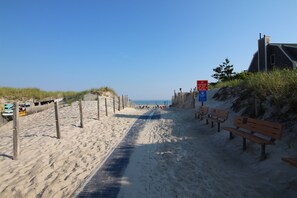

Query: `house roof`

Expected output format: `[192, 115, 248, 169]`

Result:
[269, 43, 297, 62]
[248, 42, 297, 72]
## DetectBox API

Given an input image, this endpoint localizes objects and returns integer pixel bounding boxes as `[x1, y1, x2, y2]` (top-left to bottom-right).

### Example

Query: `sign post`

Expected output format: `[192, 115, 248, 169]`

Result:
[197, 80, 208, 106]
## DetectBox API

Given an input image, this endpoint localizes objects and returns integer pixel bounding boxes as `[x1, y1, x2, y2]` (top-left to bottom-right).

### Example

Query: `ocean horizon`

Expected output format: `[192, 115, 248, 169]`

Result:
[132, 100, 171, 106]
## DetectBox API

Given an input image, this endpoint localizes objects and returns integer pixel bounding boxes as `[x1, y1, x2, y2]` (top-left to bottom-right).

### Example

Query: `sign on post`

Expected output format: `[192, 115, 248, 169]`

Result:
[197, 80, 208, 106]
[198, 91, 207, 102]
[197, 80, 208, 91]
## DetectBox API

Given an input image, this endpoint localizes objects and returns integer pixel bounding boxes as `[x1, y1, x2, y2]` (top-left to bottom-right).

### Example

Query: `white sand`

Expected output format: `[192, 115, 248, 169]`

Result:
[0, 98, 148, 197]
[1, 92, 297, 197]
[118, 90, 297, 198]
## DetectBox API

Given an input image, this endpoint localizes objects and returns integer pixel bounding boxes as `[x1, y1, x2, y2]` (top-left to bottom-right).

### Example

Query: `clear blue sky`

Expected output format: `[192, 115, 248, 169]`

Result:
[1, 0, 297, 100]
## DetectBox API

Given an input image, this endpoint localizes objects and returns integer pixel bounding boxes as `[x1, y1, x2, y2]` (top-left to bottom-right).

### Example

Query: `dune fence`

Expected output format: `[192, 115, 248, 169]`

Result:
[8, 95, 131, 160]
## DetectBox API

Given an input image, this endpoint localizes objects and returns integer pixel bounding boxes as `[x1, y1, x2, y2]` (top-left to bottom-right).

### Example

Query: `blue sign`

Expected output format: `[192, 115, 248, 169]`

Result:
[198, 91, 207, 102]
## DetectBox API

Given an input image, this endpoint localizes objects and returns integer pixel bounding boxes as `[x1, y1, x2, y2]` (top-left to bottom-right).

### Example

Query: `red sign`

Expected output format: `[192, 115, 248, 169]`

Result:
[197, 80, 208, 91]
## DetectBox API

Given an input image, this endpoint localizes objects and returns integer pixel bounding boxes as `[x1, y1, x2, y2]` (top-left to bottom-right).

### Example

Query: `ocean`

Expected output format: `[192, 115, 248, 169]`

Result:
[132, 100, 171, 106]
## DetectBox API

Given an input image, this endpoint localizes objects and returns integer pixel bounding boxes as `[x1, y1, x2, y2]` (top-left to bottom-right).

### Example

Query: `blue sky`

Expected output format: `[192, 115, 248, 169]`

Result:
[1, 0, 297, 100]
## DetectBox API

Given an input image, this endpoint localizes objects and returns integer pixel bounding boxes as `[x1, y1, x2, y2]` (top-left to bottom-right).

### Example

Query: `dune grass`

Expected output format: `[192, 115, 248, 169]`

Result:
[90, 86, 117, 96]
[211, 69, 297, 99]
[211, 69, 297, 116]
[0, 86, 118, 103]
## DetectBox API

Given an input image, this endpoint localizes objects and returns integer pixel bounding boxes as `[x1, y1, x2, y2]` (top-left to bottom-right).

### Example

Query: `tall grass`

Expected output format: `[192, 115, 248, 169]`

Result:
[0, 86, 118, 103]
[0, 87, 63, 100]
[90, 86, 117, 96]
[212, 69, 297, 114]
[211, 69, 297, 98]
[242, 70, 297, 100]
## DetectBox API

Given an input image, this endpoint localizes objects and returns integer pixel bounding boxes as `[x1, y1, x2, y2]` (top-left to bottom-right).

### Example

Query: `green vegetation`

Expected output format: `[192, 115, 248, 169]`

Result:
[0, 87, 64, 100]
[212, 58, 236, 82]
[90, 86, 117, 96]
[0, 86, 117, 104]
[212, 69, 297, 99]
[211, 69, 297, 119]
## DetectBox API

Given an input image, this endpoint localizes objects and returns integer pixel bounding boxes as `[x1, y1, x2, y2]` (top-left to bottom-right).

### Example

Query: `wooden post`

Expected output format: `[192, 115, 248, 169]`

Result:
[126, 95, 128, 107]
[122, 95, 124, 109]
[97, 95, 100, 120]
[54, 102, 61, 139]
[113, 96, 115, 113]
[105, 98, 108, 116]
[13, 102, 20, 160]
[118, 96, 121, 111]
[193, 92, 195, 108]
[79, 100, 83, 128]
[125, 95, 128, 107]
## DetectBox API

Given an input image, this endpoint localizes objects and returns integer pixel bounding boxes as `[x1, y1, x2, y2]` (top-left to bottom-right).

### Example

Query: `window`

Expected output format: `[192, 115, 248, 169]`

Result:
[270, 54, 275, 65]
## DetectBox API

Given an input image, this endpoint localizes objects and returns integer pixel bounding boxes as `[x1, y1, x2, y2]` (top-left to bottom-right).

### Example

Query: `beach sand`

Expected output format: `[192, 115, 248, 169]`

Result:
[1, 91, 297, 197]
[0, 98, 148, 197]
[118, 90, 297, 198]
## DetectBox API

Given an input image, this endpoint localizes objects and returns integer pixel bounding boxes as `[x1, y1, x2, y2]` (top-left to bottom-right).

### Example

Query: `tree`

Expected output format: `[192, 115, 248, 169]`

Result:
[212, 58, 236, 82]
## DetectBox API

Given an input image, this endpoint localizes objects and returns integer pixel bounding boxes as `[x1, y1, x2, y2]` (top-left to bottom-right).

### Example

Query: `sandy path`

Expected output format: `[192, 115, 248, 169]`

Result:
[118, 107, 296, 198]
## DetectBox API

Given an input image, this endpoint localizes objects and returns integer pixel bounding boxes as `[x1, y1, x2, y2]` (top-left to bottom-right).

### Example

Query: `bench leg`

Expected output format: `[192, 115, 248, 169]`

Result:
[217, 122, 220, 132]
[229, 132, 234, 139]
[261, 144, 266, 160]
[242, 138, 246, 150]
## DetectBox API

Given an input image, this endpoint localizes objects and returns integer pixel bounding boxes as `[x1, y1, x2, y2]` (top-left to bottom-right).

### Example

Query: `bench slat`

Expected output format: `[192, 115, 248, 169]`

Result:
[246, 119, 282, 140]
[195, 106, 208, 119]
[233, 116, 282, 140]
[222, 127, 273, 144]
[223, 116, 282, 160]
[282, 157, 297, 167]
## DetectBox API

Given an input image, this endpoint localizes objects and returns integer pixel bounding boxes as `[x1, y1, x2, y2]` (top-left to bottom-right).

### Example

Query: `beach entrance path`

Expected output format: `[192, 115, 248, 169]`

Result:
[75, 105, 296, 198]
[116, 108, 293, 198]
[75, 110, 160, 197]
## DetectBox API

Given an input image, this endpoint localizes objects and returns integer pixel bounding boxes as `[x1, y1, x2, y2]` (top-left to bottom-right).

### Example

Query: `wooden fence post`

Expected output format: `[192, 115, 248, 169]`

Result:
[118, 96, 121, 111]
[105, 98, 108, 116]
[79, 100, 83, 128]
[54, 102, 61, 139]
[13, 102, 20, 160]
[192, 92, 195, 108]
[113, 96, 115, 113]
[97, 95, 100, 120]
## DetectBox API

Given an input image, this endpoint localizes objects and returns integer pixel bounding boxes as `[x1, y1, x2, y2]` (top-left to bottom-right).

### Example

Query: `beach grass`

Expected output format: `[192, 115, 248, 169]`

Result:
[211, 69, 297, 99]
[211, 69, 297, 114]
[0, 86, 117, 103]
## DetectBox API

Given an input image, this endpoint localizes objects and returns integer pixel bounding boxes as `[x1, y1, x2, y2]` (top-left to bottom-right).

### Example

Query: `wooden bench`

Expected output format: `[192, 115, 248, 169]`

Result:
[206, 108, 229, 132]
[282, 157, 297, 167]
[195, 106, 208, 120]
[222, 116, 282, 160]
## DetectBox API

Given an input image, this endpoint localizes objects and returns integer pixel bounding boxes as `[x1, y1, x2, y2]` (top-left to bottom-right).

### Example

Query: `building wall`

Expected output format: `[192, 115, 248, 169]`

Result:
[267, 45, 293, 70]
[248, 52, 259, 72]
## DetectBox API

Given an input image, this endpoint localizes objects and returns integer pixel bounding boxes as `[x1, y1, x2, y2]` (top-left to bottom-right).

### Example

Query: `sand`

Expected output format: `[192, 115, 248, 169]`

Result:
[118, 90, 297, 198]
[1, 91, 297, 197]
[0, 98, 148, 197]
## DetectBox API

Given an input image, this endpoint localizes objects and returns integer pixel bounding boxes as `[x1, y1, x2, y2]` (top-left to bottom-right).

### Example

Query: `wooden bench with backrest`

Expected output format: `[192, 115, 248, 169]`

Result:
[206, 108, 229, 132]
[195, 106, 208, 120]
[222, 116, 282, 160]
